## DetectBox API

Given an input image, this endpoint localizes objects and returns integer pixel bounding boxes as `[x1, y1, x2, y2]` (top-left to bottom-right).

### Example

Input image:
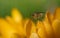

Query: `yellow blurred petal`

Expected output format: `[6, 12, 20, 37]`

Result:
[11, 8, 24, 31]
[31, 21, 36, 34]
[52, 19, 60, 38]
[5, 16, 25, 34]
[44, 11, 51, 24]
[0, 23, 2, 38]
[30, 33, 39, 38]
[11, 8, 23, 23]
[37, 21, 44, 30]
[0, 19, 19, 38]
[24, 19, 36, 38]
[37, 21, 47, 38]
[54, 8, 60, 20]
[43, 12, 54, 38]
[46, 11, 53, 24]
[38, 28, 47, 38]
[23, 18, 30, 28]
[11, 8, 25, 36]
[5, 16, 18, 28]
[0, 19, 25, 38]
[5, 16, 15, 25]
[23, 19, 30, 36]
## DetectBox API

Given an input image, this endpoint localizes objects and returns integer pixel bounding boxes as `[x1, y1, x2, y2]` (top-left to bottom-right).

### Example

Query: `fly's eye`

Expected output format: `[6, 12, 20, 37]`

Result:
[32, 12, 44, 19]
[32, 13, 37, 17]
[32, 13, 38, 19]
[38, 13, 43, 17]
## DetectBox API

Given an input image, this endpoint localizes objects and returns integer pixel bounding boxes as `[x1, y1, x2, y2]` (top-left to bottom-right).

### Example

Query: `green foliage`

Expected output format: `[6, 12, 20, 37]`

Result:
[0, 0, 60, 20]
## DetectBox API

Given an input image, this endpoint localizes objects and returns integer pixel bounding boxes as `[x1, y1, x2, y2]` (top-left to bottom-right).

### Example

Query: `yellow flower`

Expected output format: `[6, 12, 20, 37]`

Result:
[0, 8, 60, 38]
[37, 8, 60, 38]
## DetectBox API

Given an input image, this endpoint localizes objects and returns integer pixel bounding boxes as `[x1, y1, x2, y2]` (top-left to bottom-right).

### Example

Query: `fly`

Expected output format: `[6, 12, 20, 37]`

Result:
[32, 12, 44, 19]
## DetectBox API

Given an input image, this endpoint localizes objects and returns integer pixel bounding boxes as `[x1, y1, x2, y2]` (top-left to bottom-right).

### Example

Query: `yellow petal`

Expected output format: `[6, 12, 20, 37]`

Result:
[5, 16, 15, 25]
[37, 21, 47, 38]
[11, 8, 25, 36]
[11, 8, 24, 31]
[46, 11, 53, 24]
[37, 21, 44, 30]
[24, 19, 36, 38]
[5, 16, 18, 29]
[23, 18, 30, 28]
[52, 19, 60, 38]
[0, 24, 1, 38]
[38, 28, 47, 38]
[5, 16, 25, 34]
[11, 8, 23, 23]
[30, 33, 39, 38]
[54, 8, 60, 20]
[31, 21, 36, 34]
[0, 19, 18, 38]
[43, 12, 54, 38]
[0, 19, 25, 38]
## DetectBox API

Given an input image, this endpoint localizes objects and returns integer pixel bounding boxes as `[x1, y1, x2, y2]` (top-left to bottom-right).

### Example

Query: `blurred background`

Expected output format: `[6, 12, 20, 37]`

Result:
[0, 0, 60, 18]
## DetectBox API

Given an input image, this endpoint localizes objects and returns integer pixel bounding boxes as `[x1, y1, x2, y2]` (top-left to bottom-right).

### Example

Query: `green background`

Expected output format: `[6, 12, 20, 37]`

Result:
[0, 0, 60, 19]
